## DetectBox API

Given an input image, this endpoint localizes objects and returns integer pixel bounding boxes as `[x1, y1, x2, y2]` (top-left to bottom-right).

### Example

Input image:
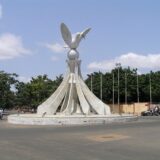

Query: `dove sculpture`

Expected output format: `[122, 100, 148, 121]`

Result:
[37, 23, 111, 116]
[60, 23, 91, 50]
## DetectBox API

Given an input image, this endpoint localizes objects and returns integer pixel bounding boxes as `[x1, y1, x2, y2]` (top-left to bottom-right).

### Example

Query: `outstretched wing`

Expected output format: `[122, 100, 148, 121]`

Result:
[81, 28, 91, 39]
[60, 23, 72, 47]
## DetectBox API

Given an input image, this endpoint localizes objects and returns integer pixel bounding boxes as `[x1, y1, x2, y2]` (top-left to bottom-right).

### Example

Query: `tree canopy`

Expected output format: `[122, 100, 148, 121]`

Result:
[85, 67, 160, 104]
[0, 68, 160, 110]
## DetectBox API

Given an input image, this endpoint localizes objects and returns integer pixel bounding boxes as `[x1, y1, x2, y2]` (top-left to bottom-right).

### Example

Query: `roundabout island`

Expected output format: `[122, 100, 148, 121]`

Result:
[8, 23, 137, 125]
[8, 114, 138, 125]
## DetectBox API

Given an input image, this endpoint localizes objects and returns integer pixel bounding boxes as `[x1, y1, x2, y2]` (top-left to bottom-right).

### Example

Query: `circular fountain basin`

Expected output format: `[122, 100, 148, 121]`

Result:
[8, 114, 138, 125]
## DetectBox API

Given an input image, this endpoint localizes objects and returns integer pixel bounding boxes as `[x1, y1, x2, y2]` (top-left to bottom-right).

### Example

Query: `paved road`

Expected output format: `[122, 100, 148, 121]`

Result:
[0, 117, 160, 160]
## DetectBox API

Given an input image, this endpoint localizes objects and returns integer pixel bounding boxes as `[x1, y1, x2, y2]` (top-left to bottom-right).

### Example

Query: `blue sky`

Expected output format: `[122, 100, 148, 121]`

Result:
[0, 0, 160, 81]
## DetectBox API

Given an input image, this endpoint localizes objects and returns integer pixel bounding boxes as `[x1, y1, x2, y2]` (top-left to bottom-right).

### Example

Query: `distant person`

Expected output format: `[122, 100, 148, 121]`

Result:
[0, 108, 3, 120]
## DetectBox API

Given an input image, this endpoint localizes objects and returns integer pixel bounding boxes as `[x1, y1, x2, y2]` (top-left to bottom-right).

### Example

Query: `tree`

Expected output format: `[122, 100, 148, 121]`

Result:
[1, 68, 160, 110]
[15, 74, 63, 109]
[0, 71, 18, 109]
[85, 67, 160, 104]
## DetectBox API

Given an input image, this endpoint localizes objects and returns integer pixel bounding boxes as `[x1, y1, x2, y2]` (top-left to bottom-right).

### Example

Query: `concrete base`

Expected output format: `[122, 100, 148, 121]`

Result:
[8, 114, 138, 125]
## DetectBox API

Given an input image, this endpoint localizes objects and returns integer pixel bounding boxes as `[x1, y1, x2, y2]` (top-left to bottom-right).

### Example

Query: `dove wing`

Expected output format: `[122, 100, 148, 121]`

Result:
[81, 28, 91, 38]
[60, 23, 72, 47]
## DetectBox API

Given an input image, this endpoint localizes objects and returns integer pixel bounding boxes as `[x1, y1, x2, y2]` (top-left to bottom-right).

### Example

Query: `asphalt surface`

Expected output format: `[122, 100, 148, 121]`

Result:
[0, 116, 160, 160]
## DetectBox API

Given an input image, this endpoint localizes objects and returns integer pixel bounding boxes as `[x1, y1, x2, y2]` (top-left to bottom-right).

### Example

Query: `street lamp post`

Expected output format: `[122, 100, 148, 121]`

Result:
[125, 72, 127, 104]
[90, 74, 93, 92]
[137, 72, 139, 103]
[116, 63, 121, 114]
[100, 73, 103, 100]
[112, 72, 115, 113]
[149, 72, 152, 109]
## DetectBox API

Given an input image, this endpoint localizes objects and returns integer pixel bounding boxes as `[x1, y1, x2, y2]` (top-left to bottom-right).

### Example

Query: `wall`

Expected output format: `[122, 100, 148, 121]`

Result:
[109, 102, 149, 115]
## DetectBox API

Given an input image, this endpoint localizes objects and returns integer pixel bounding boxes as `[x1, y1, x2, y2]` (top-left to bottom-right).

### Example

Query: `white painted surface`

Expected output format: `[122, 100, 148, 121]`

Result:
[8, 114, 138, 125]
[37, 23, 111, 116]
[60, 23, 91, 50]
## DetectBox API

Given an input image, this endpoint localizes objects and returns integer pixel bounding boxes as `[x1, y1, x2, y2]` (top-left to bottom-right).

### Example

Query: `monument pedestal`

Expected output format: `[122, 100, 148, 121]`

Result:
[8, 114, 138, 125]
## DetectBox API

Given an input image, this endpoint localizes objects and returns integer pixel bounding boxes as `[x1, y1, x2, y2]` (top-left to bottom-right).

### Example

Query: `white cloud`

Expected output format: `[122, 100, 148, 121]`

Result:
[88, 52, 160, 71]
[45, 42, 65, 53]
[0, 4, 2, 19]
[0, 33, 31, 60]
[17, 76, 31, 83]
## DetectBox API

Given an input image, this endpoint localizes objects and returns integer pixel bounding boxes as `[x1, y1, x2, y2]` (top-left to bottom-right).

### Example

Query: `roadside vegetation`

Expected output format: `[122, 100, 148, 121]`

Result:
[0, 67, 160, 110]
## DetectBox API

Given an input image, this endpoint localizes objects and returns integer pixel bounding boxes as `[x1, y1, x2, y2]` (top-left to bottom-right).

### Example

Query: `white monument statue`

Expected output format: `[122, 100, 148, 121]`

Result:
[37, 23, 111, 115]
